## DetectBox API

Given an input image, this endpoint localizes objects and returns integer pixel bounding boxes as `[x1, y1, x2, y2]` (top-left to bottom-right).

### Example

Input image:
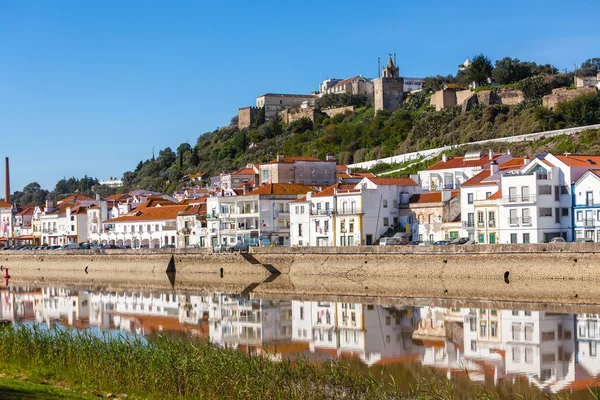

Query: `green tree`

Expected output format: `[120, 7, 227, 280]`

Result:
[465, 54, 494, 87]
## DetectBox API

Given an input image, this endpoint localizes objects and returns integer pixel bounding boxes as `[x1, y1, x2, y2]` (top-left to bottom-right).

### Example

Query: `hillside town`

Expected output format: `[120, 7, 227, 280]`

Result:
[2, 56, 600, 250]
[3, 145, 600, 249]
[1, 285, 598, 394]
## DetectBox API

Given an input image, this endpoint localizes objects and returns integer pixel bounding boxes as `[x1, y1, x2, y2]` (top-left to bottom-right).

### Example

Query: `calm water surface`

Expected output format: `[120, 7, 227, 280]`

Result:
[1, 284, 599, 396]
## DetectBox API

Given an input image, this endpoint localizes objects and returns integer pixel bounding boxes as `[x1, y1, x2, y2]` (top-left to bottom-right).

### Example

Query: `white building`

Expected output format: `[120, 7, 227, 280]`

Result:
[460, 158, 526, 240]
[206, 183, 312, 249]
[176, 202, 208, 248]
[99, 179, 123, 188]
[402, 77, 425, 92]
[0, 200, 12, 247]
[499, 154, 600, 243]
[40, 195, 96, 246]
[572, 170, 600, 242]
[417, 150, 511, 192]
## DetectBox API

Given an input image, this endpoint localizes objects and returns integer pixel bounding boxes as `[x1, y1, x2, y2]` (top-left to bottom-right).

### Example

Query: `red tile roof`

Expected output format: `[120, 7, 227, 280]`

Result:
[426, 154, 503, 171]
[486, 190, 502, 200]
[289, 196, 308, 203]
[104, 193, 129, 201]
[16, 206, 34, 216]
[178, 203, 207, 216]
[232, 168, 256, 175]
[409, 190, 459, 204]
[57, 193, 94, 205]
[367, 177, 419, 186]
[312, 183, 355, 198]
[0, 200, 11, 208]
[336, 165, 348, 172]
[461, 170, 495, 187]
[540, 159, 555, 168]
[498, 158, 525, 170]
[332, 76, 359, 88]
[245, 183, 314, 196]
[105, 205, 188, 223]
[553, 154, 600, 167]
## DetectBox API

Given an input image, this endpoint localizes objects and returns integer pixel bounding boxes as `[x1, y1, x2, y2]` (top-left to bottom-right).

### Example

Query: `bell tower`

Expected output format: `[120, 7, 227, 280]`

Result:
[374, 54, 404, 113]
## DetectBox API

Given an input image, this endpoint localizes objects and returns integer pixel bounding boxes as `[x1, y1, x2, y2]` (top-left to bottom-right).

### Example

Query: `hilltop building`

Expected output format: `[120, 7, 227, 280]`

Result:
[374, 56, 404, 113]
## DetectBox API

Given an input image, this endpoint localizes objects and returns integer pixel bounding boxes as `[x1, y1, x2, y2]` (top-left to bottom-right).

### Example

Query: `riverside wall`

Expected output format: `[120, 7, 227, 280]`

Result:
[1, 243, 600, 281]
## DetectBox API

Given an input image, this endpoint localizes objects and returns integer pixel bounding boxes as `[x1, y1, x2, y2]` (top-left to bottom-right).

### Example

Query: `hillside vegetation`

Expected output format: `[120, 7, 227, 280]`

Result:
[8, 56, 600, 205]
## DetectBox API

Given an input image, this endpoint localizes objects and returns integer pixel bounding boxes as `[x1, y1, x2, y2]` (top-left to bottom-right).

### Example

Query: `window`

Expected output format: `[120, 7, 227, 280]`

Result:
[486, 192, 491, 199]
[393, 200, 398, 208]
[383, 218, 389, 227]
[561, 185, 569, 195]
[591, 342, 597, 357]
[300, 206, 305, 214]
[525, 324, 534, 341]
[340, 220, 345, 233]
[471, 340, 477, 351]
[525, 347, 533, 363]
[349, 220, 354, 233]
[477, 212, 484, 226]
[299, 307, 304, 320]
[383, 199, 387, 208]
[561, 208, 569, 217]
[470, 317, 476, 332]
[324, 168, 329, 175]
[262, 170, 269, 181]
[480, 321, 487, 336]
[386, 316, 391, 326]
[467, 213, 474, 227]
[510, 233, 517, 244]
[509, 187, 517, 202]
[541, 331, 555, 342]
[539, 185, 552, 195]
[491, 321, 498, 337]
[577, 211, 583, 222]
[512, 347, 521, 362]
[522, 186, 530, 201]
[542, 353, 556, 363]
[536, 166, 549, 180]
[524, 311, 531, 316]
[324, 220, 329, 233]
[539, 208, 552, 217]
[468, 193, 473, 204]
[298, 224, 303, 237]
[512, 323, 522, 340]
[523, 233, 530, 244]
[512, 310, 519, 316]
[509, 209, 518, 225]
[555, 208, 560, 223]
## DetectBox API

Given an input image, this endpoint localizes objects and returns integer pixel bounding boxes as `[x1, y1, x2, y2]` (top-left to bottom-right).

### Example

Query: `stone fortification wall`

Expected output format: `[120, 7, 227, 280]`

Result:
[279, 107, 315, 124]
[542, 87, 597, 110]
[238, 107, 261, 129]
[323, 106, 355, 118]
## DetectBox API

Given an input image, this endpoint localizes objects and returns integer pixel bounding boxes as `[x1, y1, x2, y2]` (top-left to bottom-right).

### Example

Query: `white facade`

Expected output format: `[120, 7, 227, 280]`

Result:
[572, 170, 600, 242]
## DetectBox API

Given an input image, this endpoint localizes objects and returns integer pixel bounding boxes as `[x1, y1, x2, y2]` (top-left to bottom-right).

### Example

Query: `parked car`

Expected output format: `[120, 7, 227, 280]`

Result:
[549, 237, 567, 244]
[449, 237, 470, 245]
[380, 237, 407, 246]
[409, 241, 422, 246]
[228, 242, 249, 253]
[433, 240, 450, 246]
[575, 238, 594, 243]
[79, 243, 90, 250]
[161, 244, 175, 249]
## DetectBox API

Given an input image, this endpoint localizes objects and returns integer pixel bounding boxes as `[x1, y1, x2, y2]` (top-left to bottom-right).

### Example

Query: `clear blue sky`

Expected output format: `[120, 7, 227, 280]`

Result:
[1, 0, 598, 193]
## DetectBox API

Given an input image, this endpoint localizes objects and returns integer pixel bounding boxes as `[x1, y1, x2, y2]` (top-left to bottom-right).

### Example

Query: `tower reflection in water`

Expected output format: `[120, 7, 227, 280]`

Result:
[0, 286, 598, 394]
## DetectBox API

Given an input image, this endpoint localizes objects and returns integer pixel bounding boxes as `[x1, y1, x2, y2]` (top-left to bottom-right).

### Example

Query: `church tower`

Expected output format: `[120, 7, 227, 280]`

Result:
[373, 55, 404, 113]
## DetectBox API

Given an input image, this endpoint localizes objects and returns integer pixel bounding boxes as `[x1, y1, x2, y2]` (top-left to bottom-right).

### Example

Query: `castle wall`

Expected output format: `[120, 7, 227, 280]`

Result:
[430, 89, 457, 111]
[238, 107, 260, 129]
[323, 106, 355, 118]
[279, 107, 316, 124]
[374, 77, 404, 113]
[542, 87, 597, 110]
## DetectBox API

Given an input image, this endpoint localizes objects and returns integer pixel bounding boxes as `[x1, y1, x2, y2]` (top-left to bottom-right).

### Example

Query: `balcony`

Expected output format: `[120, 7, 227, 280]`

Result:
[462, 221, 475, 228]
[310, 209, 334, 216]
[582, 219, 596, 227]
[337, 208, 362, 216]
[508, 217, 532, 226]
[586, 200, 595, 207]
[502, 195, 537, 204]
[180, 228, 191, 235]
[477, 221, 485, 228]
[206, 213, 218, 219]
[488, 220, 496, 228]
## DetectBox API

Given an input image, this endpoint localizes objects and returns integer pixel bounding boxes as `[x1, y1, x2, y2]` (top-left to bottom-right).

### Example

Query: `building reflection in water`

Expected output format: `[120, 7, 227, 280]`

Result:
[0, 286, 599, 393]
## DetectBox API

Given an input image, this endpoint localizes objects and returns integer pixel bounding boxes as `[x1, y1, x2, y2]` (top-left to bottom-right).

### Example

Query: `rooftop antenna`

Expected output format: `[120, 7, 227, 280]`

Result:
[378, 57, 381, 78]
[394, 51, 396, 67]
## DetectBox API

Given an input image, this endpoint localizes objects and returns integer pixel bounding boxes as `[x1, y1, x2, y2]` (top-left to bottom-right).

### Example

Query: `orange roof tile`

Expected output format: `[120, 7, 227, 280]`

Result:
[426, 154, 503, 171]
[336, 165, 348, 171]
[16, 206, 34, 215]
[57, 193, 94, 204]
[0, 201, 10, 208]
[336, 172, 352, 179]
[332, 76, 359, 88]
[351, 172, 376, 178]
[232, 168, 256, 175]
[244, 183, 313, 196]
[178, 203, 207, 216]
[486, 190, 502, 200]
[312, 183, 355, 198]
[540, 159, 555, 168]
[289, 196, 308, 203]
[409, 190, 459, 204]
[498, 158, 525, 170]
[105, 205, 188, 223]
[367, 177, 419, 186]
[265, 155, 325, 164]
[105, 193, 129, 201]
[461, 169, 495, 187]
[553, 154, 600, 167]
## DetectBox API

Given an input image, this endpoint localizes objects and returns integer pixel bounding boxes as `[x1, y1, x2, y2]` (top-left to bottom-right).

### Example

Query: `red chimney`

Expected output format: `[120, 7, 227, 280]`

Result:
[4, 157, 10, 204]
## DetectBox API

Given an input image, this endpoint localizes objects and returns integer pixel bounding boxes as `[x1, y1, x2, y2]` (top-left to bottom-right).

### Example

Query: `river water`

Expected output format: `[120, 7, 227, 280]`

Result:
[1, 283, 599, 397]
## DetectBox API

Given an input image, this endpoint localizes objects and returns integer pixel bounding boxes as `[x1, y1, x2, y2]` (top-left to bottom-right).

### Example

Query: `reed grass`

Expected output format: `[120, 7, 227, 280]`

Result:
[0, 324, 588, 399]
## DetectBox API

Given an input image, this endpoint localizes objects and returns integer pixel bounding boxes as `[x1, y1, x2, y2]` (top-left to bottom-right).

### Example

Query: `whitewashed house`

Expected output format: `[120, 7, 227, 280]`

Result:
[289, 197, 311, 246]
[416, 150, 511, 192]
[176, 203, 208, 248]
[572, 170, 600, 242]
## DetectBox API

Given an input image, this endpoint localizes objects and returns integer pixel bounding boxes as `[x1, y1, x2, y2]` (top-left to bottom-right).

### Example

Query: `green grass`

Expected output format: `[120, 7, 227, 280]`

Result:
[0, 323, 594, 400]
[0, 375, 99, 400]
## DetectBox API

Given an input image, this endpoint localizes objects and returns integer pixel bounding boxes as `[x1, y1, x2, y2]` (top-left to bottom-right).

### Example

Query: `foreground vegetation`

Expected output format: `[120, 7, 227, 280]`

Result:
[0, 324, 597, 399]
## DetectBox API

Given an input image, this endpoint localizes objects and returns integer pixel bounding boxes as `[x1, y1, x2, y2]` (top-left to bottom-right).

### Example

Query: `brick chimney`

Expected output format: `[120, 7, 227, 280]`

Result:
[488, 149, 494, 160]
[442, 153, 448, 162]
[4, 157, 10, 204]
